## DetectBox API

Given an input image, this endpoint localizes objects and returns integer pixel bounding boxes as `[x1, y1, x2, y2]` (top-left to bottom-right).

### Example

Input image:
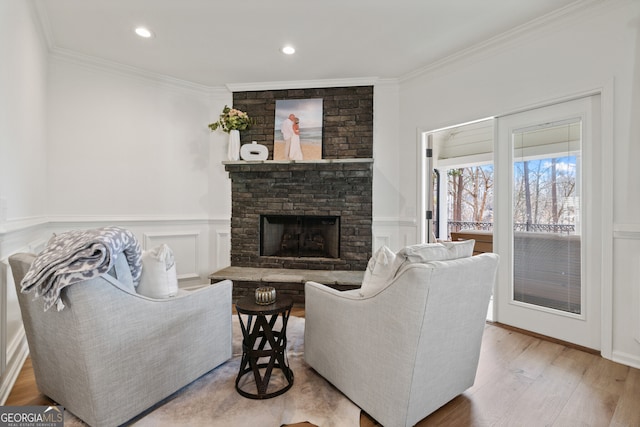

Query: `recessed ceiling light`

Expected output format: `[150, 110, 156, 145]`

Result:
[135, 27, 153, 38]
[281, 46, 295, 55]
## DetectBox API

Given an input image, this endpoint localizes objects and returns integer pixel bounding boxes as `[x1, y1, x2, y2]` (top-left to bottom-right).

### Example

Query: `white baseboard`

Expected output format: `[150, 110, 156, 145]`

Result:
[611, 350, 640, 370]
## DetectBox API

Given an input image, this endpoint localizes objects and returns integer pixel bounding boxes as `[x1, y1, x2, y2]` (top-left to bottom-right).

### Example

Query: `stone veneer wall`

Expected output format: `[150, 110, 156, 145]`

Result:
[225, 160, 373, 271]
[232, 86, 373, 159]
[225, 86, 374, 273]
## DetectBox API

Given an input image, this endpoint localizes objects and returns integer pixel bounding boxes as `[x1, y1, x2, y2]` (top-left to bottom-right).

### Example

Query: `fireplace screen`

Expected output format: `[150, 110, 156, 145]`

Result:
[260, 215, 340, 258]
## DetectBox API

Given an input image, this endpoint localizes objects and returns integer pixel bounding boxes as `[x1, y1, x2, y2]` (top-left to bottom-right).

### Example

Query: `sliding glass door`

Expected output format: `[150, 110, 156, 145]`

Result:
[495, 96, 602, 350]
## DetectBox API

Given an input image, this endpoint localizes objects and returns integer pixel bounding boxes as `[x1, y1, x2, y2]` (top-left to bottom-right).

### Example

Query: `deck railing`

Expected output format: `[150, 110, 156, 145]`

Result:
[447, 221, 575, 235]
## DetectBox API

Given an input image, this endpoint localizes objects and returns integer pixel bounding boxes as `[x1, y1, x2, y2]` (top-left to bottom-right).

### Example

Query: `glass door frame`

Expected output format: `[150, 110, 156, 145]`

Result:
[494, 95, 604, 351]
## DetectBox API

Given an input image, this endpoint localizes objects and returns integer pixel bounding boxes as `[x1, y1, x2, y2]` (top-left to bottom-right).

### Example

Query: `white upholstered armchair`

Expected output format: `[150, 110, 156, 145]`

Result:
[9, 252, 232, 427]
[304, 252, 499, 427]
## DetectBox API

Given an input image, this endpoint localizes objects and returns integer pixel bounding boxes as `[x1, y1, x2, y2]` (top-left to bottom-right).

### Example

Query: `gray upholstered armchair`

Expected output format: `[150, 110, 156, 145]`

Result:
[9, 252, 232, 427]
[305, 251, 499, 427]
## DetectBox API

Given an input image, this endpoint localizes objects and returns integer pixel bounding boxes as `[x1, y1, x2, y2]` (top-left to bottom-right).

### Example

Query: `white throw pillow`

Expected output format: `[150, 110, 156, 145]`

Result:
[442, 239, 475, 259]
[360, 246, 402, 297]
[137, 244, 178, 299]
[398, 239, 475, 263]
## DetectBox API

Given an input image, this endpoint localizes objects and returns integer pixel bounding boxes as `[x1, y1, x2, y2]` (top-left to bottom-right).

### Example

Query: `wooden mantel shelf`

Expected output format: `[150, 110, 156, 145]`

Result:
[222, 158, 373, 166]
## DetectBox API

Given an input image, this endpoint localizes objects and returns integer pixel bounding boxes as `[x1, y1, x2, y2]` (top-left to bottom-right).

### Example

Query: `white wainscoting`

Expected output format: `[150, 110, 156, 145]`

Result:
[47, 217, 232, 288]
[143, 230, 202, 284]
[0, 257, 30, 405]
[212, 226, 231, 273]
[0, 221, 50, 404]
[611, 224, 640, 369]
[0, 260, 7, 382]
[372, 217, 418, 252]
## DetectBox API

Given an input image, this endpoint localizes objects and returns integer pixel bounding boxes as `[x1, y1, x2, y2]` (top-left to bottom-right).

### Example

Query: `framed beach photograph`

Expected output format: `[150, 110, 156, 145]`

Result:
[274, 98, 323, 160]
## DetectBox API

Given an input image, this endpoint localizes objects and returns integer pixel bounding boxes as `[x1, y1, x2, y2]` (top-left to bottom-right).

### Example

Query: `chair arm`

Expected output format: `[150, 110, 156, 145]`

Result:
[304, 281, 363, 299]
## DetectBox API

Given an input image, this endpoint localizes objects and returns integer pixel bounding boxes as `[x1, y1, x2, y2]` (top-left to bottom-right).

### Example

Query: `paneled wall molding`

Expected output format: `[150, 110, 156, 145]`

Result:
[373, 217, 418, 228]
[0, 261, 7, 379]
[612, 223, 640, 363]
[0, 219, 49, 262]
[0, 237, 47, 405]
[214, 229, 231, 270]
[372, 217, 419, 251]
[0, 327, 27, 405]
[637, 253, 640, 347]
[143, 231, 202, 282]
[47, 215, 214, 226]
[0, 216, 48, 237]
[613, 223, 640, 239]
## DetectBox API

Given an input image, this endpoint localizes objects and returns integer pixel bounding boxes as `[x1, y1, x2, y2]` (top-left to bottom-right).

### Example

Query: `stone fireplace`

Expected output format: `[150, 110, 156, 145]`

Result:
[211, 85, 374, 302]
[224, 159, 373, 271]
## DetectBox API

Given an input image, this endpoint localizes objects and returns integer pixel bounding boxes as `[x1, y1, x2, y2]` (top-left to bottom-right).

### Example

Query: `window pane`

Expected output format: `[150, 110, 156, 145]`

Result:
[512, 122, 581, 314]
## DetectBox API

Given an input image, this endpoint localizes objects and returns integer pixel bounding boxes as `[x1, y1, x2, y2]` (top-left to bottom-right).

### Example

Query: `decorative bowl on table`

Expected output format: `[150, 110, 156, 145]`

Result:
[255, 286, 276, 305]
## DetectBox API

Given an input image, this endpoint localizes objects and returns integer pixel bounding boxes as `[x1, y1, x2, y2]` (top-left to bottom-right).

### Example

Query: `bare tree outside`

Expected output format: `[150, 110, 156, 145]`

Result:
[513, 156, 577, 232]
[446, 156, 576, 236]
[447, 165, 494, 235]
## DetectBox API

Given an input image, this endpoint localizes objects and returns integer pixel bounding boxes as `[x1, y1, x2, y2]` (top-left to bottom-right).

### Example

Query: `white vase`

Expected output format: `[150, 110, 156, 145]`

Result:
[228, 129, 241, 161]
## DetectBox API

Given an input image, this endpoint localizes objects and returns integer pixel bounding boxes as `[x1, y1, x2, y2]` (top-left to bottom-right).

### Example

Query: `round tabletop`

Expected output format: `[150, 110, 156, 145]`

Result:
[235, 294, 293, 315]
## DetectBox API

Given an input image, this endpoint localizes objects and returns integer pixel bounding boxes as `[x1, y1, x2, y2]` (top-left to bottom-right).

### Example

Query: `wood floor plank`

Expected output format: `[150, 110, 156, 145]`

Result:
[458, 329, 559, 425]
[551, 350, 625, 427]
[493, 346, 590, 426]
[468, 326, 536, 393]
[4, 357, 53, 406]
[610, 366, 640, 427]
[581, 356, 629, 397]
[554, 381, 618, 426]
[414, 394, 480, 426]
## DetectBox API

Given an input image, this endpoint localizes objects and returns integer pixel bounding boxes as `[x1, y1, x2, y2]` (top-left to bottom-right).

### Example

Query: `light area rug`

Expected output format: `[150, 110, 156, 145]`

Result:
[65, 316, 360, 427]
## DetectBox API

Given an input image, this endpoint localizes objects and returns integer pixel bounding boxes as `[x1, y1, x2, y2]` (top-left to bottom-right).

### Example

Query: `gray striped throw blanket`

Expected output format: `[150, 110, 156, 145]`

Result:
[21, 226, 142, 311]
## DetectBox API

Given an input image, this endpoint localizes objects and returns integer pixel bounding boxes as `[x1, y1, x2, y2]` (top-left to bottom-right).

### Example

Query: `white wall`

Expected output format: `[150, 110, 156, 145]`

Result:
[0, 1, 48, 226]
[0, 0, 49, 403]
[44, 56, 235, 283]
[372, 80, 415, 250]
[397, 0, 640, 366]
[47, 58, 217, 219]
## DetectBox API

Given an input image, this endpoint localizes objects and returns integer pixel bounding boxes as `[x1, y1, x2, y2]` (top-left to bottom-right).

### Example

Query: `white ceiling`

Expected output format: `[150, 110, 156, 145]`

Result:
[35, 0, 583, 88]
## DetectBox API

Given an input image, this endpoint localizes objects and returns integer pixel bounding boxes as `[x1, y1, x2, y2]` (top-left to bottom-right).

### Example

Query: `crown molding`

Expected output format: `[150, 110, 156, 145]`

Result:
[49, 47, 225, 95]
[31, 0, 376, 95]
[226, 77, 379, 92]
[373, 78, 400, 88]
[32, 0, 224, 95]
[30, 0, 54, 51]
[400, 0, 608, 82]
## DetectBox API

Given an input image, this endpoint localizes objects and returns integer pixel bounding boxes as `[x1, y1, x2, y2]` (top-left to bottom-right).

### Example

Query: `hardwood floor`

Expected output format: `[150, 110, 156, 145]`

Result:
[6, 307, 640, 427]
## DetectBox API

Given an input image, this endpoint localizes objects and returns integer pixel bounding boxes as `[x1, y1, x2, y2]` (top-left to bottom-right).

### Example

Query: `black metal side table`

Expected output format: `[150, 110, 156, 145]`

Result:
[235, 295, 294, 399]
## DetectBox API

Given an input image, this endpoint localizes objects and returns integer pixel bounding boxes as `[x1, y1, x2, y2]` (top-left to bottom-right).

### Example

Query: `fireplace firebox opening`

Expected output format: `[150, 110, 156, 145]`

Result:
[261, 215, 340, 259]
